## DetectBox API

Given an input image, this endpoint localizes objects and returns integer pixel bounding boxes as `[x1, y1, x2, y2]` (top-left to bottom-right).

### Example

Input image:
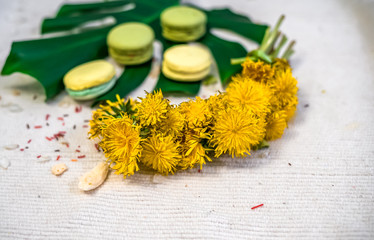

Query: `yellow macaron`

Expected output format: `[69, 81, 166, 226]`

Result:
[162, 45, 211, 82]
[63, 60, 116, 100]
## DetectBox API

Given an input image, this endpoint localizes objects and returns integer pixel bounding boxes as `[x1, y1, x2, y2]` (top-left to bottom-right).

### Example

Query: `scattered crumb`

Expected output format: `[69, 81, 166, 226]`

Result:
[51, 163, 68, 176]
[4, 144, 19, 150]
[12, 90, 21, 96]
[321, 90, 326, 94]
[0, 159, 11, 169]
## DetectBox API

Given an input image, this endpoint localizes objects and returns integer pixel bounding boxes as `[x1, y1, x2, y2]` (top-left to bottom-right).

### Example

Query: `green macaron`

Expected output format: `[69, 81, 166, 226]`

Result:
[63, 60, 117, 100]
[161, 6, 207, 42]
[107, 22, 155, 65]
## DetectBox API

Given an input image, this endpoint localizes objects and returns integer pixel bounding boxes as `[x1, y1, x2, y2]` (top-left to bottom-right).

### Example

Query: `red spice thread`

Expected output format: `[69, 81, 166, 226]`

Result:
[45, 114, 50, 121]
[56, 155, 61, 161]
[75, 106, 82, 113]
[71, 159, 78, 162]
[34, 125, 42, 129]
[251, 204, 264, 210]
[37, 155, 41, 158]
[27, 139, 32, 144]
[57, 117, 64, 121]
[77, 155, 86, 159]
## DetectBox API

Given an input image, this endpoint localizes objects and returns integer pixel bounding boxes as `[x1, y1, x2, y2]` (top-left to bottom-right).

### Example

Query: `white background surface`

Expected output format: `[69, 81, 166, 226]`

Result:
[0, 0, 373, 239]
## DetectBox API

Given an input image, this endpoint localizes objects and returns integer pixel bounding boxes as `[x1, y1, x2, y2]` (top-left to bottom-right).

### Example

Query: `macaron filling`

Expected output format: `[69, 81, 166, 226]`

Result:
[66, 76, 117, 100]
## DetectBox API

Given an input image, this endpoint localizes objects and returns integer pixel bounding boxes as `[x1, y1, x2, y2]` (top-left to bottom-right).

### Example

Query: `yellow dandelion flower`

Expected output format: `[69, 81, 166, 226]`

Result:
[273, 58, 291, 72]
[88, 109, 113, 139]
[227, 76, 271, 117]
[158, 106, 184, 137]
[135, 90, 169, 127]
[241, 59, 275, 83]
[179, 97, 212, 127]
[141, 134, 181, 175]
[89, 95, 137, 139]
[179, 128, 211, 170]
[283, 97, 298, 122]
[265, 110, 287, 141]
[269, 68, 298, 107]
[101, 116, 142, 178]
[206, 93, 228, 117]
[210, 109, 266, 158]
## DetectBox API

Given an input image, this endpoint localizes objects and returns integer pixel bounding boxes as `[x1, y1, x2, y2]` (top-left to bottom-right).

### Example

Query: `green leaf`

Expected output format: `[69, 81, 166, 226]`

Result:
[2, 1, 267, 103]
[42, 0, 179, 34]
[1, 27, 110, 100]
[93, 60, 152, 106]
[56, 0, 133, 17]
[201, 32, 247, 86]
[154, 72, 201, 96]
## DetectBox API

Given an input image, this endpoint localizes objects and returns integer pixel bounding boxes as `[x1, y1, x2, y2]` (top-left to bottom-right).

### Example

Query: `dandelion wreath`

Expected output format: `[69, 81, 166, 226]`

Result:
[88, 14, 298, 178]
[89, 54, 298, 178]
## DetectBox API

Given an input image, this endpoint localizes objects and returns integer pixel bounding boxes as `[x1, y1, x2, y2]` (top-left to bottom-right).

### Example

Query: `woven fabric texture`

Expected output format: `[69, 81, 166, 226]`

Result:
[0, 0, 373, 239]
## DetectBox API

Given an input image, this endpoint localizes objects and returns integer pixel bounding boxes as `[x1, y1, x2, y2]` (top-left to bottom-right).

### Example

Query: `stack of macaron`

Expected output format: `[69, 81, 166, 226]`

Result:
[107, 22, 155, 65]
[64, 60, 116, 100]
[63, 5, 211, 100]
[160, 6, 207, 42]
[160, 6, 211, 82]
[162, 45, 211, 82]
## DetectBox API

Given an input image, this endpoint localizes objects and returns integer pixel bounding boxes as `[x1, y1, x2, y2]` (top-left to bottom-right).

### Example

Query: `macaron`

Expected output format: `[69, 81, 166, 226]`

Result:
[107, 22, 154, 65]
[161, 6, 207, 42]
[63, 60, 116, 100]
[162, 45, 211, 82]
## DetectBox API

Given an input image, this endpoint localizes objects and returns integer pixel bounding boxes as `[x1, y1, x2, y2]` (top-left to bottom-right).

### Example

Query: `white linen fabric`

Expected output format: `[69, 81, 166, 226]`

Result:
[0, 0, 373, 239]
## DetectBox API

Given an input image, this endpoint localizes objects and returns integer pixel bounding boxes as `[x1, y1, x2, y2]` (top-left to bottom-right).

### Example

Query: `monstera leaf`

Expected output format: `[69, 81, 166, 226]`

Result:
[1, 0, 267, 103]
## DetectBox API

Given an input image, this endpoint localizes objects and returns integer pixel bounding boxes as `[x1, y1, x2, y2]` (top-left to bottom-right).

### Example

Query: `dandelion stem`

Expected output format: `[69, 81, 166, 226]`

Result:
[282, 40, 296, 60]
[270, 34, 288, 59]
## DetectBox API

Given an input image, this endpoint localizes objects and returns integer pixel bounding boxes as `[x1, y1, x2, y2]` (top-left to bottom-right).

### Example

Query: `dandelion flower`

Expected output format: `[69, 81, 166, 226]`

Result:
[273, 58, 291, 72]
[206, 93, 228, 117]
[210, 109, 266, 158]
[283, 98, 298, 122]
[101, 116, 142, 177]
[179, 97, 212, 127]
[88, 110, 113, 139]
[158, 106, 184, 137]
[269, 69, 298, 107]
[241, 59, 274, 83]
[141, 134, 181, 175]
[227, 76, 271, 116]
[265, 110, 287, 140]
[135, 90, 169, 127]
[179, 128, 211, 170]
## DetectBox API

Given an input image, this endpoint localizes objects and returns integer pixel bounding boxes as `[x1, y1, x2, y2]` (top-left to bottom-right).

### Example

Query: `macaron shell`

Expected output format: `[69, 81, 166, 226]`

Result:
[161, 6, 206, 28]
[109, 46, 153, 65]
[163, 45, 211, 73]
[63, 60, 115, 91]
[66, 76, 117, 100]
[162, 63, 211, 82]
[107, 22, 154, 51]
[162, 25, 205, 42]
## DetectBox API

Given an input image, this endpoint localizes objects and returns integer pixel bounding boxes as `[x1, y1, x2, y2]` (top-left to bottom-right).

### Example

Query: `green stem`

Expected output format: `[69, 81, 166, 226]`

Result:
[230, 57, 246, 65]
[281, 40, 296, 60]
[266, 31, 281, 54]
[260, 15, 285, 53]
[270, 34, 287, 58]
